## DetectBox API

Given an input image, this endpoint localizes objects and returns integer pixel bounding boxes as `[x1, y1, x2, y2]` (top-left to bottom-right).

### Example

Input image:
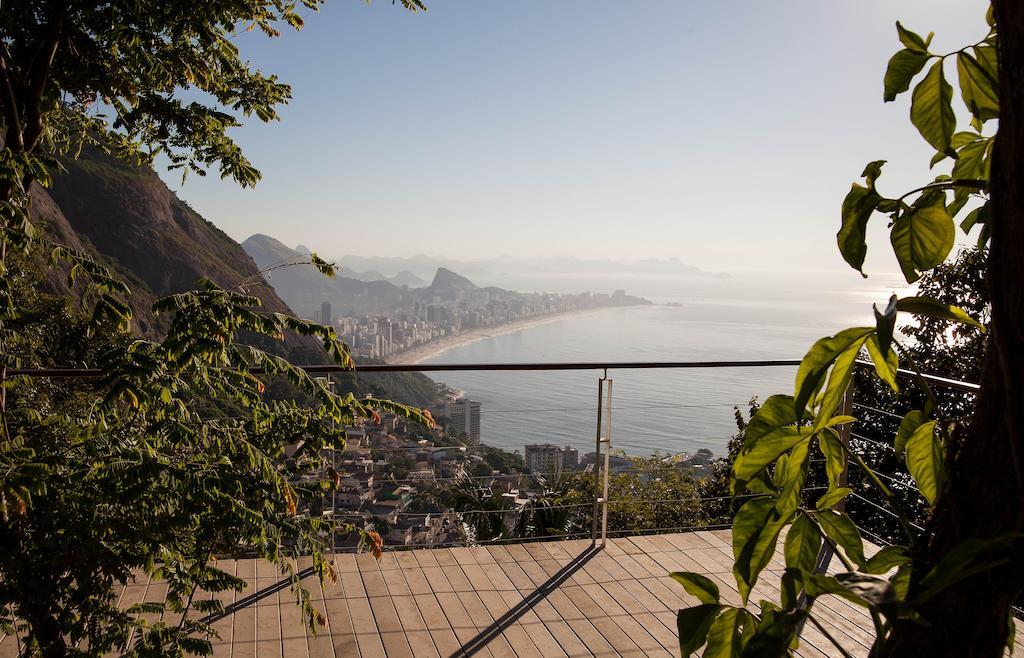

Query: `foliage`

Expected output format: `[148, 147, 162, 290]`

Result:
[674, 12, 1003, 656]
[847, 247, 988, 546]
[0, 1, 427, 656]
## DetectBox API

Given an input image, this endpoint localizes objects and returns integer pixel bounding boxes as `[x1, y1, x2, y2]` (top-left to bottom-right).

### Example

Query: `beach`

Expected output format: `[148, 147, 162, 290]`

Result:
[385, 307, 617, 365]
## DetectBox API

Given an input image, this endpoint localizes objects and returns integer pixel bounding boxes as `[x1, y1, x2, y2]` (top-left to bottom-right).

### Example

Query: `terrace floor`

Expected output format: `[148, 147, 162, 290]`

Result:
[4, 530, 1024, 657]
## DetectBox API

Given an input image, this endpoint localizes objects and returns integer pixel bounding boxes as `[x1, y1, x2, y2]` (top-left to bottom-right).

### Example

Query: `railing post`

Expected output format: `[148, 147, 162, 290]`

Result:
[590, 376, 604, 547]
[601, 379, 612, 547]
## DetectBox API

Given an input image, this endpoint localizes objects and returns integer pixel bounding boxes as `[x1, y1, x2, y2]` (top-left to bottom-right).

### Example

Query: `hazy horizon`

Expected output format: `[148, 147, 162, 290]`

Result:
[159, 0, 989, 278]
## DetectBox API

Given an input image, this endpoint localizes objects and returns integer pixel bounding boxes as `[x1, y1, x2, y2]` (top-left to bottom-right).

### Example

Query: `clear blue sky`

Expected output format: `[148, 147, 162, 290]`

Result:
[161, 0, 990, 276]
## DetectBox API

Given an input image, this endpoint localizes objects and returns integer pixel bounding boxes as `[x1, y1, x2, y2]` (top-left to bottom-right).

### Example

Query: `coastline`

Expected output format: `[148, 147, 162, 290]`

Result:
[384, 306, 621, 365]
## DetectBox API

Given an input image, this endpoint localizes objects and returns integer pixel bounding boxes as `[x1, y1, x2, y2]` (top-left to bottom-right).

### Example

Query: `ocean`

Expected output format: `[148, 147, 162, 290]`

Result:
[421, 269, 908, 459]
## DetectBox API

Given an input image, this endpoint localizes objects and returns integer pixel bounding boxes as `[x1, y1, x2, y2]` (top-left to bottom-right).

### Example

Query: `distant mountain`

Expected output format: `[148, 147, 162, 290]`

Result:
[389, 270, 427, 288]
[241, 234, 406, 317]
[338, 254, 492, 280]
[28, 152, 436, 406]
[429, 267, 479, 291]
[38, 148, 297, 340]
[326, 253, 727, 280]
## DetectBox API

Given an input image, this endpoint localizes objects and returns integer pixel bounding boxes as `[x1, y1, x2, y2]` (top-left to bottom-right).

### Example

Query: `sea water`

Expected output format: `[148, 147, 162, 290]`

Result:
[421, 269, 907, 458]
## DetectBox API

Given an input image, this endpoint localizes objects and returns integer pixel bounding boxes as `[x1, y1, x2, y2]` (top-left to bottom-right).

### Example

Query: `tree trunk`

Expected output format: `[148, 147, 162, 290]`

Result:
[880, 2, 1024, 656]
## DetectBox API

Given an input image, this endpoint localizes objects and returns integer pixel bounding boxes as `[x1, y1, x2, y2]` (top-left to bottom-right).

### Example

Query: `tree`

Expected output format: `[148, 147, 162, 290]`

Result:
[673, 5, 1024, 656]
[0, 1, 429, 656]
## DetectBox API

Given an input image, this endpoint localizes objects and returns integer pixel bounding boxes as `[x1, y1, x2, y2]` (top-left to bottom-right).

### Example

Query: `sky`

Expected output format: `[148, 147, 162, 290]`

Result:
[159, 0, 991, 276]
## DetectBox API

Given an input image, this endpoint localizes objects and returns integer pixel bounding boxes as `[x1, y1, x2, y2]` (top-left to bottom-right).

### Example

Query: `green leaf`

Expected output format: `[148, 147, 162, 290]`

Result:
[961, 202, 990, 235]
[896, 21, 931, 54]
[817, 510, 865, 567]
[910, 59, 956, 156]
[896, 296, 986, 331]
[905, 420, 942, 505]
[671, 572, 720, 605]
[794, 327, 874, 416]
[862, 546, 910, 574]
[812, 337, 865, 433]
[733, 428, 806, 489]
[744, 395, 801, 446]
[704, 607, 742, 658]
[884, 49, 931, 101]
[895, 410, 928, 454]
[732, 498, 791, 603]
[740, 607, 805, 657]
[873, 294, 898, 355]
[957, 50, 999, 123]
[785, 513, 822, 573]
[775, 438, 811, 517]
[837, 183, 882, 276]
[890, 193, 955, 283]
[678, 604, 722, 657]
[818, 428, 846, 491]
[865, 334, 899, 393]
[816, 487, 853, 511]
[802, 573, 872, 608]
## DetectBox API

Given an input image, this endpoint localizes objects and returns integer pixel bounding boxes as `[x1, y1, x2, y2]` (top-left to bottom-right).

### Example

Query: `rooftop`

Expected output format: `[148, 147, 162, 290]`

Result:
[14, 530, 1017, 658]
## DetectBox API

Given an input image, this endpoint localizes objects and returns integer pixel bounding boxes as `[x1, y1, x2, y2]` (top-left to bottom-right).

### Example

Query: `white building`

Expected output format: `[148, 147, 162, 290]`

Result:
[525, 444, 579, 474]
[445, 398, 482, 445]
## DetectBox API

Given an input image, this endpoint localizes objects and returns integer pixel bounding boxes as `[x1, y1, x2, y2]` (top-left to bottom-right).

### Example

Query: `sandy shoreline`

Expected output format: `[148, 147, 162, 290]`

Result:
[385, 307, 618, 365]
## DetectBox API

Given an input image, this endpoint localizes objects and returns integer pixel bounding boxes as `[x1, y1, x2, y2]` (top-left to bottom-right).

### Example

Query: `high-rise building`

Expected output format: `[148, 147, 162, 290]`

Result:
[445, 398, 482, 445]
[525, 444, 579, 474]
[320, 301, 332, 327]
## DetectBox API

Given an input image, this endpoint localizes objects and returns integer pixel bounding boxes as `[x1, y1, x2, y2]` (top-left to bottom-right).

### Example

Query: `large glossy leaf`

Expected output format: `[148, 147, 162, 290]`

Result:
[896, 21, 931, 53]
[838, 182, 882, 275]
[905, 420, 942, 505]
[775, 439, 810, 516]
[949, 136, 992, 217]
[895, 410, 927, 454]
[794, 327, 874, 416]
[816, 487, 853, 512]
[784, 513, 821, 573]
[678, 604, 722, 657]
[733, 498, 791, 603]
[957, 50, 999, 122]
[802, 573, 872, 608]
[890, 193, 955, 283]
[704, 607, 742, 658]
[743, 395, 801, 447]
[873, 294, 898, 355]
[884, 49, 930, 101]
[910, 59, 956, 155]
[862, 546, 911, 574]
[812, 338, 865, 432]
[895, 296, 986, 331]
[733, 427, 806, 489]
[818, 430, 847, 495]
[865, 334, 899, 393]
[816, 510, 865, 567]
[671, 572, 720, 605]
[740, 607, 805, 657]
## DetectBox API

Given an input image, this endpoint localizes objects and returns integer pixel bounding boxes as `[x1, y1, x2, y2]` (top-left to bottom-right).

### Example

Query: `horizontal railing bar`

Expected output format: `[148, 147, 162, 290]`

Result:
[6, 359, 804, 378]
[854, 359, 980, 393]
[8, 359, 982, 392]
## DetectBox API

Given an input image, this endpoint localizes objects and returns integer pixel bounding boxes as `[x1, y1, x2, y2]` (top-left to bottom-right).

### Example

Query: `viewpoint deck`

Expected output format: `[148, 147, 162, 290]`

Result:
[4, 530, 1024, 657]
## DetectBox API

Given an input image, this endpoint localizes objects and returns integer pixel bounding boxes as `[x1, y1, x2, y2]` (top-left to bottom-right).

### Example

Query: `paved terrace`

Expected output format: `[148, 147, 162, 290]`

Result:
[3, 530, 1024, 657]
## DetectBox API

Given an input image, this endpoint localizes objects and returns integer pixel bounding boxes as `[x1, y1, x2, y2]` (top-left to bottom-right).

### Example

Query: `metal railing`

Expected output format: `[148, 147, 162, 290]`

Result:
[8, 358, 980, 554]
